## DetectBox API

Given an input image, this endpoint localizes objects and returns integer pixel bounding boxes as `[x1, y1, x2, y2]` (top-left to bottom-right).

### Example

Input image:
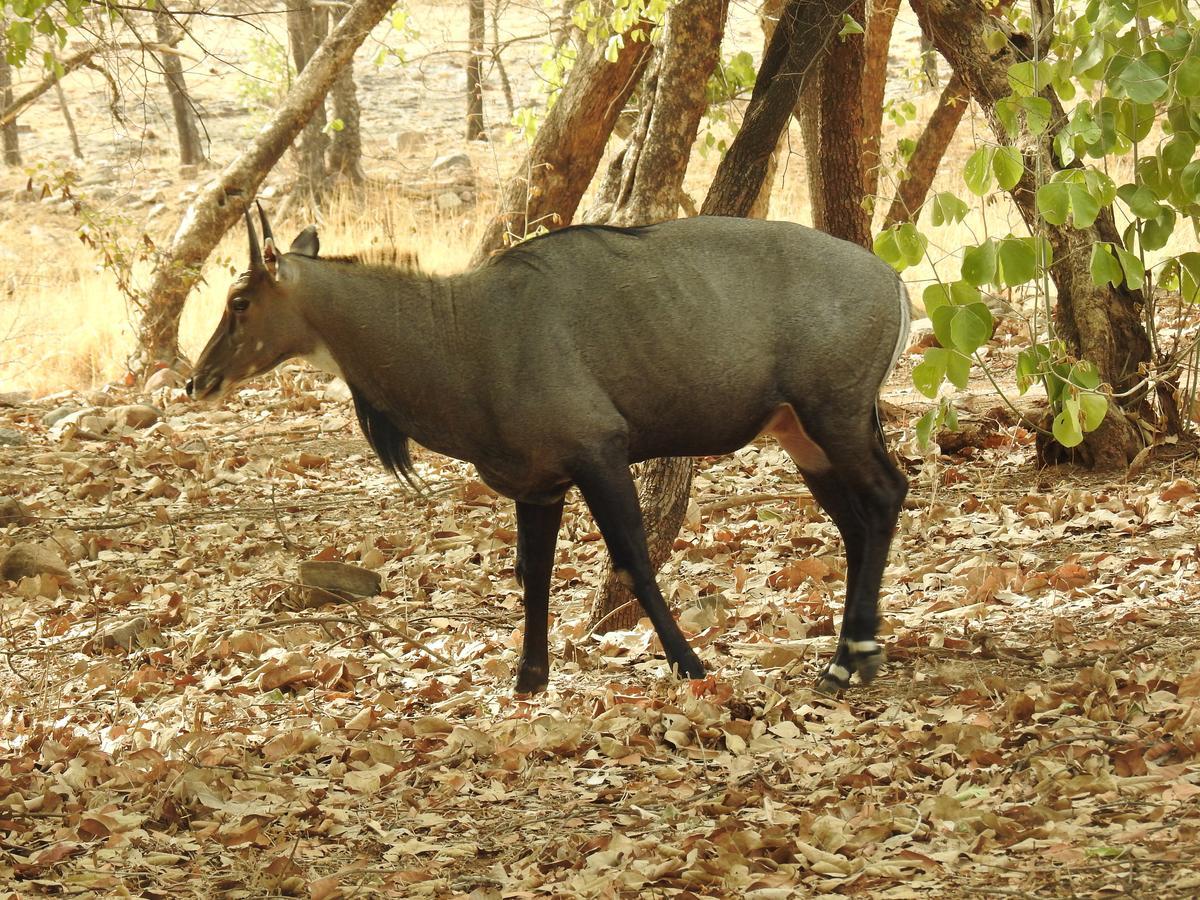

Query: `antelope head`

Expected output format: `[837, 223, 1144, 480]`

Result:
[187, 204, 322, 399]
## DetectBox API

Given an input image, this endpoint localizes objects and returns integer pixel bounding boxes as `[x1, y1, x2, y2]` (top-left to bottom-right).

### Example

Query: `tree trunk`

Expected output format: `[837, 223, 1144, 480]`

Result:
[797, 0, 870, 247]
[882, 71, 967, 227]
[585, 0, 729, 633]
[910, 0, 1152, 466]
[861, 0, 900, 201]
[466, 0, 486, 141]
[701, 0, 854, 218]
[747, 0, 785, 220]
[327, 4, 365, 181]
[491, 0, 515, 116]
[154, 5, 206, 167]
[287, 0, 330, 200]
[51, 70, 82, 159]
[134, 0, 394, 373]
[1, 36, 20, 165]
[469, 21, 653, 266]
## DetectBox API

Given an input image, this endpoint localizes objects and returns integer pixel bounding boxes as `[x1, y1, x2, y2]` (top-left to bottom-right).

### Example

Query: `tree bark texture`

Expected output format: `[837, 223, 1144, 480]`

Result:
[882, 71, 967, 227]
[911, 0, 1151, 466]
[466, 0, 486, 140]
[287, 0, 330, 199]
[135, 0, 394, 371]
[701, 0, 855, 218]
[154, 6, 206, 167]
[469, 23, 653, 266]
[0, 37, 19, 165]
[797, 0, 870, 247]
[585, 0, 729, 632]
[860, 0, 901, 202]
[327, 4, 365, 181]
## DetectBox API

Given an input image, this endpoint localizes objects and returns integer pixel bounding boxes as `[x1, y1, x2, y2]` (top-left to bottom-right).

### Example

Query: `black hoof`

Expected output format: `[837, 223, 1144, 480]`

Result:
[514, 662, 548, 694]
[670, 652, 706, 681]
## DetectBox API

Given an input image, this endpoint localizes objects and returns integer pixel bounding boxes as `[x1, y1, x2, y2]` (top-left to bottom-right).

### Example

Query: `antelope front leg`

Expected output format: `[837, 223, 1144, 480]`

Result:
[512, 499, 565, 693]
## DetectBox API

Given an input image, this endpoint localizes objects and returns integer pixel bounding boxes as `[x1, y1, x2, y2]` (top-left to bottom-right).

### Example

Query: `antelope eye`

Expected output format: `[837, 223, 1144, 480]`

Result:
[230, 296, 250, 313]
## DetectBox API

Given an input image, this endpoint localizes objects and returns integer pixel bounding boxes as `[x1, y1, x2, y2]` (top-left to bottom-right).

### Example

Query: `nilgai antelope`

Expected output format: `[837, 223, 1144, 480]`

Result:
[188, 205, 910, 694]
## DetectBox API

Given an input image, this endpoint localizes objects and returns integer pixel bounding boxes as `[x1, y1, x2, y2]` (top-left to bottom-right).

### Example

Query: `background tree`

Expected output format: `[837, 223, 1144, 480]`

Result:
[883, 72, 968, 226]
[0, 31, 18, 165]
[134, 0, 395, 372]
[466, 0, 486, 141]
[327, 5, 365, 182]
[153, 5, 206, 167]
[287, 0, 330, 201]
[584, 0, 730, 632]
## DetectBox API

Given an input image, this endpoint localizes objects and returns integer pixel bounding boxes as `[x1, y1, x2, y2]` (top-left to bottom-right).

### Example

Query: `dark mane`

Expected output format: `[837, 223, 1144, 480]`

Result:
[348, 384, 420, 488]
[322, 248, 423, 274]
[485, 223, 653, 272]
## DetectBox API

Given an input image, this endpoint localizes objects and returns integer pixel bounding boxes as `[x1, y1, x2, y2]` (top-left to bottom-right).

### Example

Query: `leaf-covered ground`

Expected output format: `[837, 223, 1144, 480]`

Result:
[2, 368, 1199, 898]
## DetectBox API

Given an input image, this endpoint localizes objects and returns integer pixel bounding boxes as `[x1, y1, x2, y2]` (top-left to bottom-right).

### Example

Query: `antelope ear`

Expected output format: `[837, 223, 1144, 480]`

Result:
[289, 226, 320, 258]
[263, 237, 280, 280]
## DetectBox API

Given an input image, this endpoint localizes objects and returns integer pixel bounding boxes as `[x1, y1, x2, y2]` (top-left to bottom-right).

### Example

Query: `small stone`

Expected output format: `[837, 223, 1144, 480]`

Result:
[146, 203, 168, 220]
[436, 191, 464, 212]
[431, 151, 472, 173]
[113, 404, 162, 429]
[391, 130, 425, 154]
[0, 428, 27, 446]
[144, 367, 185, 392]
[91, 187, 117, 202]
[0, 497, 30, 525]
[1, 542, 69, 580]
[0, 390, 31, 407]
[81, 166, 118, 186]
[85, 616, 149, 651]
[42, 405, 81, 427]
[299, 560, 382, 600]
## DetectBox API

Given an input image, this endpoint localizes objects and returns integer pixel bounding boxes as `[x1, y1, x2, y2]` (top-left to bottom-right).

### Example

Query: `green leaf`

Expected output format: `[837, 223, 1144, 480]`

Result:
[922, 283, 951, 318]
[1022, 96, 1052, 135]
[873, 228, 903, 270]
[949, 302, 994, 354]
[1016, 346, 1049, 394]
[930, 191, 969, 226]
[964, 147, 995, 196]
[1115, 247, 1145, 290]
[1067, 183, 1101, 227]
[1162, 133, 1196, 171]
[1116, 183, 1160, 219]
[1052, 400, 1085, 447]
[992, 146, 1024, 190]
[1178, 55, 1200, 98]
[1037, 182, 1070, 225]
[1090, 243, 1124, 287]
[962, 240, 998, 286]
[1078, 392, 1108, 431]
[1180, 252, 1200, 303]
[1140, 207, 1175, 251]
[913, 349, 948, 398]
[997, 238, 1037, 286]
[915, 409, 936, 447]
[895, 223, 927, 266]
[838, 13, 864, 37]
[1115, 55, 1168, 103]
[945, 351, 971, 389]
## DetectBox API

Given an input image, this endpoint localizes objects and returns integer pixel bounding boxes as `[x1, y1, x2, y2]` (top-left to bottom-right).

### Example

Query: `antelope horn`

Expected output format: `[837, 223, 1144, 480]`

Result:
[245, 205, 263, 270]
[257, 200, 275, 245]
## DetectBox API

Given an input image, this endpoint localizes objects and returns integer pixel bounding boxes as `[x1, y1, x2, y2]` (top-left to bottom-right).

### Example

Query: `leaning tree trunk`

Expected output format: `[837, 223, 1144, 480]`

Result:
[466, 0, 486, 140]
[0, 36, 19, 165]
[797, 0, 870, 247]
[883, 71, 967, 227]
[134, 0, 395, 373]
[287, 0, 330, 201]
[154, 5, 206, 167]
[860, 0, 900, 202]
[584, 0, 730, 633]
[910, 0, 1152, 467]
[469, 20, 653, 266]
[327, 4, 365, 181]
[702, 0, 854, 217]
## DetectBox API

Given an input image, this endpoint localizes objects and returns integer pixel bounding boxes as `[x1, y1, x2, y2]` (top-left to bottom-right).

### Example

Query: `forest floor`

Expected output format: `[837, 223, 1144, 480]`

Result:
[1, 356, 1199, 898]
[2, 2, 1200, 898]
